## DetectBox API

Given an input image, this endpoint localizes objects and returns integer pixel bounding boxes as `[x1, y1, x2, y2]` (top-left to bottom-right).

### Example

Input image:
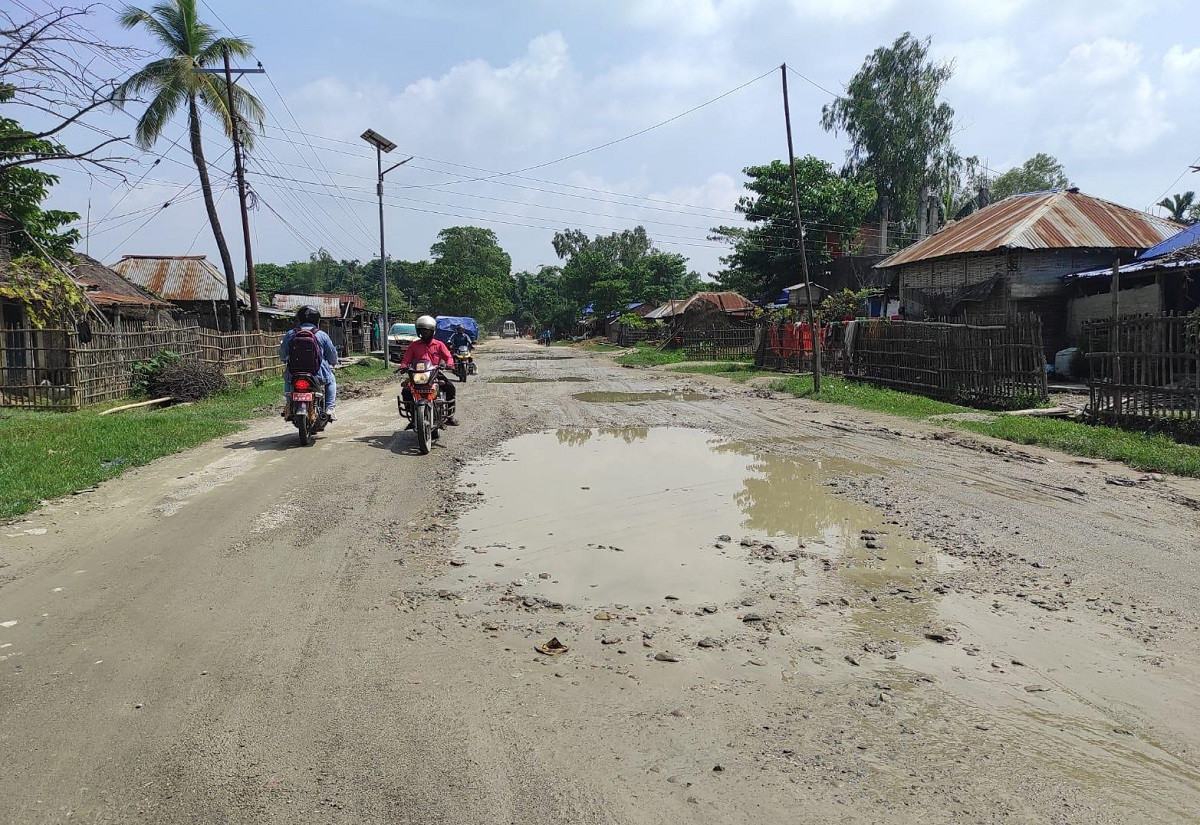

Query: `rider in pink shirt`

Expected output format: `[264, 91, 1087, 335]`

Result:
[397, 315, 458, 427]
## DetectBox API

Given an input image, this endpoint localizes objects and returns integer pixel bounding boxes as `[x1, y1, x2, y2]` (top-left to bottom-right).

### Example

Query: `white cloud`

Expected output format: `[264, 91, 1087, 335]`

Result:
[787, 0, 897, 23]
[1163, 44, 1200, 90]
[619, 0, 756, 37]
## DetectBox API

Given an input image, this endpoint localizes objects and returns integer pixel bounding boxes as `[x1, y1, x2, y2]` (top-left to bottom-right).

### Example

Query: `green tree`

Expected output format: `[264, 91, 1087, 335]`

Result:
[1158, 191, 1195, 224]
[416, 226, 513, 324]
[0, 112, 80, 259]
[115, 0, 265, 330]
[821, 32, 955, 228]
[552, 226, 699, 317]
[510, 266, 577, 335]
[710, 157, 876, 302]
[990, 153, 1070, 201]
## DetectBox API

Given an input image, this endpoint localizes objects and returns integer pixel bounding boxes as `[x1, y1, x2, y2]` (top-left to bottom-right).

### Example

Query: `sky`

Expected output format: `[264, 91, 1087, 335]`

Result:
[27, 0, 1200, 283]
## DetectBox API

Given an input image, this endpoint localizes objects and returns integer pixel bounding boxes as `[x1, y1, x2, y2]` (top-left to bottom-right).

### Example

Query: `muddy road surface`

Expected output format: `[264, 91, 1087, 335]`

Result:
[2, 338, 1199, 824]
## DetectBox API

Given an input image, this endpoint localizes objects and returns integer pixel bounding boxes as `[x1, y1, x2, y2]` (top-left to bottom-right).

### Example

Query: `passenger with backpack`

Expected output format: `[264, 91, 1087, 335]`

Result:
[279, 305, 339, 420]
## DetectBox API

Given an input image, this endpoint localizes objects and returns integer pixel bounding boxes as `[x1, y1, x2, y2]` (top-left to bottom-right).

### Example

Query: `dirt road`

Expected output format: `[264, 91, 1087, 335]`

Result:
[2, 339, 1199, 824]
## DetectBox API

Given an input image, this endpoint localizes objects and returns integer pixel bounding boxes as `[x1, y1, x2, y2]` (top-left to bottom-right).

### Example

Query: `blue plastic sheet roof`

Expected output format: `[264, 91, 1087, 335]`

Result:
[434, 316, 478, 343]
[1136, 222, 1200, 260]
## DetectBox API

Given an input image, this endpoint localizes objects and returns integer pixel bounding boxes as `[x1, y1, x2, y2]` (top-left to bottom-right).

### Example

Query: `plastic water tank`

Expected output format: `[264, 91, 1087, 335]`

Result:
[1054, 347, 1080, 378]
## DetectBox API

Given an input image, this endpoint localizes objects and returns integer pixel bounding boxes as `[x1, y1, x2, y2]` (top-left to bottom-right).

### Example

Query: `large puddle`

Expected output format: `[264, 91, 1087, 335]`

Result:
[447, 427, 929, 609]
[572, 390, 712, 403]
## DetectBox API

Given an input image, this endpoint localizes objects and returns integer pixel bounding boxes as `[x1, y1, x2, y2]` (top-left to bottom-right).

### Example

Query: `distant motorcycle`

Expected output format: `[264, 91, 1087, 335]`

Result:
[453, 344, 476, 382]
[398, 360, 450, 455]
[287, 372, 329, 446]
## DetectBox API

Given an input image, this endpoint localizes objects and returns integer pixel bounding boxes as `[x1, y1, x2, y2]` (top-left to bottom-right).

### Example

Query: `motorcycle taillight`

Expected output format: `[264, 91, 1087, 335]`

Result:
[294, 378, 311, 390]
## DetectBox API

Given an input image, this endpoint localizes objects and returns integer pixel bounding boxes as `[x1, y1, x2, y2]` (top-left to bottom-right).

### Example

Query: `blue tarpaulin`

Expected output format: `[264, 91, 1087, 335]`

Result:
[435, 316, 479, 343]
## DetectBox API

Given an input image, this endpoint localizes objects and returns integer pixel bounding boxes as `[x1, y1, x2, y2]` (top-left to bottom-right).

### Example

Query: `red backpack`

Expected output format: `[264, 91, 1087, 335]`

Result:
[288, 327, 323, 375]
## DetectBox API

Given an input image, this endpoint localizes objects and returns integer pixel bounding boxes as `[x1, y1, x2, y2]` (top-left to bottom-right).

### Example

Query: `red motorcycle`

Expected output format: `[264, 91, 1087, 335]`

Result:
[287, 372, 329, 446]
[397, 360, 450, 455]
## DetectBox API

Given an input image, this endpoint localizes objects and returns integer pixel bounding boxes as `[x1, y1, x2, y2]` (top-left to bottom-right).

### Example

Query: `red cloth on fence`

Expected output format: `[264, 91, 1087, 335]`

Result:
[770, 323, 826, 357]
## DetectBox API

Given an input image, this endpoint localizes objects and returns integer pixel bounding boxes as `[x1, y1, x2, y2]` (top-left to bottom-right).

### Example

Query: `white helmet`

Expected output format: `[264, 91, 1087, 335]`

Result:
[416, 315, 436, 339]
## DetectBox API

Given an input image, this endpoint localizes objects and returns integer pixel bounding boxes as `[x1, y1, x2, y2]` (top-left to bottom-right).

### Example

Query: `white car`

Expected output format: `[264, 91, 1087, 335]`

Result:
[501, 320, 518, 338]
[388, 322, 418, 360]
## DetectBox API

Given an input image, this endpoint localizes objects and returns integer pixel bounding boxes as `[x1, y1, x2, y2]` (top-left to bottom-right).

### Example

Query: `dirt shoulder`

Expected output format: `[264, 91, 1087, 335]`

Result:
[1, 339, 1197, 824]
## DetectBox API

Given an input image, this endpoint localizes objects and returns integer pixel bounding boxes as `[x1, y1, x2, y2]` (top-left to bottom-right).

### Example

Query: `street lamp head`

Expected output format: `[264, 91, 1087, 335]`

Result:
[361, 128, 396, 153]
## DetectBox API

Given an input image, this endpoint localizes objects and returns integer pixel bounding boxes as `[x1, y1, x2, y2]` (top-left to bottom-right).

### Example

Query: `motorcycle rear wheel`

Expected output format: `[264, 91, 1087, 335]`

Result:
[296, 416, 311, 447]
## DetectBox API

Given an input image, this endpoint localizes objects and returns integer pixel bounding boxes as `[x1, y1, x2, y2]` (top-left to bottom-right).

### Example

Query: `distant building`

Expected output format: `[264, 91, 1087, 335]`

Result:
[876, 189, 1180, 358]
[111, 254, 290, 331]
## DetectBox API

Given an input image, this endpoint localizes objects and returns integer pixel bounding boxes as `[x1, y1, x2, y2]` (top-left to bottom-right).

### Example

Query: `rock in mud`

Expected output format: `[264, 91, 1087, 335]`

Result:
[654, 652, 682, 663]
[697, 637, 721, 649]
[741, 612, 764, 623]
[923, 626, 959, 643]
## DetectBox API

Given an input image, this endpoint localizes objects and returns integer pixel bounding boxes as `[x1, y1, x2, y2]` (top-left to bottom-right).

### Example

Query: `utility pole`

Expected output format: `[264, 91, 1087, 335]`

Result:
[361, 128, 411, 361]
[781, 64, 821, 392]
[201, 56, 264, 332]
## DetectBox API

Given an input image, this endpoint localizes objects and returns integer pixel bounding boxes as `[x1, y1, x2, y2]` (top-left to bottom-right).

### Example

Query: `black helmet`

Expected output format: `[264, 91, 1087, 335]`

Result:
[456, 324, 465, 333]
[296, 305, 320, 326]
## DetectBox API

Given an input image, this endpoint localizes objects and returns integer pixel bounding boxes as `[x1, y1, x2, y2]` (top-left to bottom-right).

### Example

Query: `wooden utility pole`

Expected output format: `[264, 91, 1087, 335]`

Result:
[1111, 259, 1121, 415]
[222, 47, 260, 331]
[781, 64, 821, 391]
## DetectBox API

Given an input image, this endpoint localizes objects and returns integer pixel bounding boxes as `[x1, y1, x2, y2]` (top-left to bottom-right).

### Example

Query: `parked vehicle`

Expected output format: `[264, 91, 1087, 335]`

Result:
[398, 360, 449, 455]
[287, 372, 329, 446]
[387, 322, 418, 362]
[453, 344, 476, 382]
[501, 320, 518, 338]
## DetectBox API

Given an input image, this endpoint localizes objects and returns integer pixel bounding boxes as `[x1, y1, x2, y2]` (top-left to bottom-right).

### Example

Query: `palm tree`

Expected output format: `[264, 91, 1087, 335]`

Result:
[1158, 192, 1195, 223]
[115, 0, 264, 331]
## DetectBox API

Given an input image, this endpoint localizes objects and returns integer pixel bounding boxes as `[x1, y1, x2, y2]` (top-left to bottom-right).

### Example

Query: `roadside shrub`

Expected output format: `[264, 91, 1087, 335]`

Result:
[133, 350, 227, 401]
[131, 349, 181, 396]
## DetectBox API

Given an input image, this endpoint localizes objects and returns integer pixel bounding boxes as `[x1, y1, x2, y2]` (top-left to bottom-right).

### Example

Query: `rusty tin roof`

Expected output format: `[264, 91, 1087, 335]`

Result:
[71, 254, 174, 308]
[270, 293, 344, 318]
[111, 255, 253, 304]
[878, 189, 1181, 269]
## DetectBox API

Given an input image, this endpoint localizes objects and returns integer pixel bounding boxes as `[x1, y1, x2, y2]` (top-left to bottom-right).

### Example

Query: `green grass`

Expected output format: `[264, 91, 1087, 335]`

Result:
[561, 339, 621, 352]
[770, 375, 970, 419]
[958, 416, 1200, 477]
[668, 363, 768, 382]
[615, 343, 691, 366]
[764, 373, 1200, 477]
[0, 359, 393, 520]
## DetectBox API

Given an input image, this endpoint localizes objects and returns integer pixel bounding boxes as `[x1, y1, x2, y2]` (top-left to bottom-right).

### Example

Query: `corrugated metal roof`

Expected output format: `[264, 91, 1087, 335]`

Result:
[678, 291, 756, 314]
[644, 299, 687, 320]
[112, 255, 253, 304]
[70, 254, 174, 308]
[878, 190, 1181, 269]
[271, 293, 343, 318]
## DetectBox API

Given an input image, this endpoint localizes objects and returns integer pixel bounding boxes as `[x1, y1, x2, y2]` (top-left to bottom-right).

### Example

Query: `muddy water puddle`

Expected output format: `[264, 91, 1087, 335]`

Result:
[573, 390, 712, 403]
[447, 427, 926, 610]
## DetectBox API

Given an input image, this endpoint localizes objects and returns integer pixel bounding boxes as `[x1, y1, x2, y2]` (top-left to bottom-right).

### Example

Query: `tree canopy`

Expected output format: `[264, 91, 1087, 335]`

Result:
[415, 226, 514, 324]
[509, 266, 578, 335]
[710, 157, 876, 302]
[821, 32, 956, 229]
[0, 111, 80, 259]
[990, 153, 1070, 201]
[552, 226, 703, 318]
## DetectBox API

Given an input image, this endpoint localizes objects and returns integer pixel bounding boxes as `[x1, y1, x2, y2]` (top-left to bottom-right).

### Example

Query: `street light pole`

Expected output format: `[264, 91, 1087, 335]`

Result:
[361, 128, 410, 360]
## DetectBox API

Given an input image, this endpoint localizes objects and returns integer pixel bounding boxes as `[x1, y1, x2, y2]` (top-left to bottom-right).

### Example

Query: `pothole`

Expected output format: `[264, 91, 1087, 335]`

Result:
[444, 427, 929, 609]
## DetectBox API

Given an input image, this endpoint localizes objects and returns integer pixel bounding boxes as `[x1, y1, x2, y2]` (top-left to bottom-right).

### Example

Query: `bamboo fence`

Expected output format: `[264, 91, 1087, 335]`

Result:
[755, 316, 1048, 408]
[0, 324, 283, 410]
[1085, 313, 1200, 430]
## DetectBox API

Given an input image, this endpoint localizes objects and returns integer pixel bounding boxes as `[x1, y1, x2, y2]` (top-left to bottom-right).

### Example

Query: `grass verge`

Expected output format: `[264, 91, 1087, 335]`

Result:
[668, 363, 769, 382]
[0, 359, 392, 520]
[767, 373, 1200, 478]
[615, 343, 691, 367]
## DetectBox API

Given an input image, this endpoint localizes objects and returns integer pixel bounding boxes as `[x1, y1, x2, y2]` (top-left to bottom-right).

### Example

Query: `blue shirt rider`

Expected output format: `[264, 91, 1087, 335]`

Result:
[279, 305, 339, 418]
[449, 324, 474, 352]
